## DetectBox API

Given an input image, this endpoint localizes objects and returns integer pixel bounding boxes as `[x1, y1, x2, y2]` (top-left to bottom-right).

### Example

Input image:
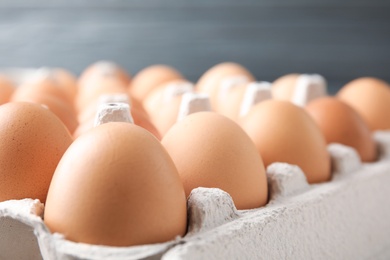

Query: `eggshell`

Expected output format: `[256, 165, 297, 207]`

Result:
[76, 77, 128, 113]
[240, 100, 331, 184]
[12, 93, 79, 134]
[0, 74, 15, 105]
[78, 61, 131, 90]
[44, 122, 187, 246]
[143, 80, 194, 137]
[272, 73, 327, 107]
[51, 68, 78, 100]
[306, 97, 377, 162]
[196, 62, 255, 109]
[337, 77, 390, 131]
[13, 74, 73, 106]
[272, 74, 300, 101]
[0, 102, 73, 203]
[215, 81, 247, 121]
[143, 79, 192, 115]
[129, 65, 183, 101]
[161, 112, 268, 210]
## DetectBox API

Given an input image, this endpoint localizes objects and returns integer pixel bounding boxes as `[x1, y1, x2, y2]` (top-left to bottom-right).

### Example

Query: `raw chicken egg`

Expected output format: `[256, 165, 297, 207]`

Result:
[78, 61, 131, 90]
[44, 122, 186, 246]
[196, 62, 255, 109]
[143, 80, 194, 137]
[162, 112, 268, 210]
[0, 102, 73, 202]
[272, 73, 327, 106]
[0, 74, 15, 105]
[129, 64, 183, 101]
[240, 100, 331, 184]
[76, 77, 128, 113]
[337, 77, 390, 131]
[12, 93, 79, 134]
[13, 72, 73, 106]
[216, 81, 272, 122]
[51, 68, 78, 101]
[306, 97, 377, 162]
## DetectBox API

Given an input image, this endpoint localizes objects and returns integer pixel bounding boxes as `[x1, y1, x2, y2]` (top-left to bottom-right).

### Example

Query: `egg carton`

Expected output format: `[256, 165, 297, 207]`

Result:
[1, 131, 390, 259]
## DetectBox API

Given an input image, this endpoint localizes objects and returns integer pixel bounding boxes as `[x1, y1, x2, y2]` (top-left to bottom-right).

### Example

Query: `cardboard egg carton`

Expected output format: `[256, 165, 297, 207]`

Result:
[1, 131, 390, 259]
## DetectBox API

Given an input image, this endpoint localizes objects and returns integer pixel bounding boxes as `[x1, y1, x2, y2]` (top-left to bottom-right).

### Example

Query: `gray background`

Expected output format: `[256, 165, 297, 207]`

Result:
[0, 0, 389, 93]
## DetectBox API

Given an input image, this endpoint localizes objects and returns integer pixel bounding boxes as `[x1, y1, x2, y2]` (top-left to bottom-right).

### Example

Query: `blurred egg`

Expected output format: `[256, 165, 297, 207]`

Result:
[162, 112, 268, 210]
[337, 77, 390, 131]
[13, 72, 73, 105]
[12, 93, 79, 134]
[306, 97, 377, 162]
[129, 64, 183, 101]
[196, 62, 255, 109]
[44, 122, 186, 246]
[0, 74, 15, 105]
[272, 74, 327, 106]
[143, 80, 194, 137]
[76, 77, 128, 113]
[216, 81, 272, 122]
[272, 74, 300, 100]
[51, 68, 78, 100]
[240, 100, 331, 184]
[0, 102, 73, 202]
[78, 61, 131, 90]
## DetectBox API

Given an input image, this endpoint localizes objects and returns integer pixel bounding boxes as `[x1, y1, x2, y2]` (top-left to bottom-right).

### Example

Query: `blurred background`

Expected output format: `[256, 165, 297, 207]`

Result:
[0, 0, 389, 93]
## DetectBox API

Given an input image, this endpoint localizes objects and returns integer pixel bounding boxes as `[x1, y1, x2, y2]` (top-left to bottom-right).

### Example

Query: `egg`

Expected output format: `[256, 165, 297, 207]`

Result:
[76, 77, 128, 113]
[0, 102, 73, 202]
[51, 68, 78, 100]
[78, 61, 131, 90]
[0, 74, 15, 105]
[143, 80, 194, 137]
[129, 64, 183, 101]
[240, 100, 331, 184]
[13, 72, 73, 106]
[162, 112, 268, 210]
[216, 81, 272, 121]
[272, 74, 327, 106]
[272, 73, 300, 100]
[44, 122, 186, 246]
[337, 77, 390, 131]
[306, 97, 377, 162]
[12, 93, 79, 134]
[196, 62, 255, 109]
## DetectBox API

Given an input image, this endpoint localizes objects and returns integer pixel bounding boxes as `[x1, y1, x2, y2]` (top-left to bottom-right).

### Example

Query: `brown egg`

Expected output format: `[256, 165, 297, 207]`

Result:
[272, 73, 327, 106]
[51, 68, 78, 100]
[337, 77, 390, 131]
[0, 74, 15, 105]
[143, 80, 194, 137]
[129, 64, 183, 101]
[76, 77, 128, 113]
[44, 122, 186, 246]
[306, 97, 377, 162]
[12, 93, 79, 134]
[78, 61, 131, 90]
[0, 102, 73, 202]
[215, 81, 247, 120]
[240, 100, 331, 184]
[272, 74, 300, 100]
[196, 62, 255, 109]
[13, 73, 73, 105]
[162, 112, 268, 210]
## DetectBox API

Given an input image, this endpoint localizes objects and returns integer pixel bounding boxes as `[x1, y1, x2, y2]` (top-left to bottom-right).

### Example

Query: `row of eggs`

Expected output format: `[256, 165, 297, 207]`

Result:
[0, 61, 390, 247]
